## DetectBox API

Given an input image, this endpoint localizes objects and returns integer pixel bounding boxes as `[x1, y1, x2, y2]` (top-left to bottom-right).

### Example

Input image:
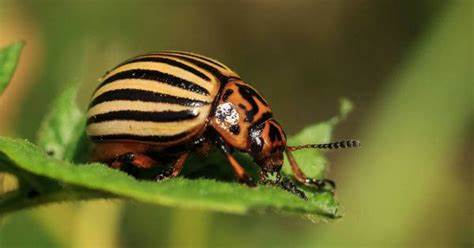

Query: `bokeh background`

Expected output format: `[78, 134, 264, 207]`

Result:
[0, 0, 472, 247]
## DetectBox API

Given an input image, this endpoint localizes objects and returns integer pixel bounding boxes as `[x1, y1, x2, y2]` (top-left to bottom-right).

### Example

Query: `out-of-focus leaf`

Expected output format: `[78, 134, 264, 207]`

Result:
[0, 42, 24, 95]
[36, 84, 87, 161]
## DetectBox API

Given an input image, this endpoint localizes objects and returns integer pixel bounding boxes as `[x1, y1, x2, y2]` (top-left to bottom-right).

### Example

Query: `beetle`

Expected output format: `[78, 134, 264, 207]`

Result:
[86, 51, 359, 195]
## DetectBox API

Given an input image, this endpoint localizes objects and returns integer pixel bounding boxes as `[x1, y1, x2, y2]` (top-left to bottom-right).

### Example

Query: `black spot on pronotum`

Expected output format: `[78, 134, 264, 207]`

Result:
[237, 84, 261, 122]
[222, 89, 233, 101]
[229, 125, 240, 135]
[238, 104, 247, 110]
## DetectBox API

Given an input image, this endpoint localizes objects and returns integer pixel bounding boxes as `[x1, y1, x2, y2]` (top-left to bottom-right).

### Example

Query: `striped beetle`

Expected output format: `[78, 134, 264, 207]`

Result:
[87, 51, 359, 196]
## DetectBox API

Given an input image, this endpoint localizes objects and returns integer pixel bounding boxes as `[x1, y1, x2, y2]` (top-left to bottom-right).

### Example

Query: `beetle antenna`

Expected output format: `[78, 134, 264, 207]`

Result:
[287, 139, 361, 151]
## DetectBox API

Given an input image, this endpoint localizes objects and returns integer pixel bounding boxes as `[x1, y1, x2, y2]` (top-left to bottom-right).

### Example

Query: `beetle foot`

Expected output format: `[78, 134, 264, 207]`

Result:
[258, 170, 272, 185]
[155, 167, 174, 181]
[304, 178, 336, 192]
[257, 170, 307, 199]
[278, 177, 307, 200]
[239, 175, 257, 187]
[111, 152, 135, 169]
[119, 152, 135, 163]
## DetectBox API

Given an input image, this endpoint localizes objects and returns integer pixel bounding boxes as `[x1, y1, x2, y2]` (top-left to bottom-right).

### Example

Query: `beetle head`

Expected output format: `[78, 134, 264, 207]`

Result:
[249, 119, 287, 173]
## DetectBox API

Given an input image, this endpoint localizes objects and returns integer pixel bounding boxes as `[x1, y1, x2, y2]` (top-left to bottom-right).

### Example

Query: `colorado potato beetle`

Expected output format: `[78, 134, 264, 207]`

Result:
[86, 51, 360, 196]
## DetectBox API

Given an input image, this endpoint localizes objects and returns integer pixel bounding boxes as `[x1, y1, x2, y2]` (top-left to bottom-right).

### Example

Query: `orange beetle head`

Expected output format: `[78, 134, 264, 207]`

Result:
[249, 119, 287, 173]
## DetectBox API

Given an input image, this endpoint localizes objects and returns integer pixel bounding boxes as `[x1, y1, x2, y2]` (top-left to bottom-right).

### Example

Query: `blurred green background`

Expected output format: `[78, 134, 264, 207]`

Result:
[0, 0, 472, 247]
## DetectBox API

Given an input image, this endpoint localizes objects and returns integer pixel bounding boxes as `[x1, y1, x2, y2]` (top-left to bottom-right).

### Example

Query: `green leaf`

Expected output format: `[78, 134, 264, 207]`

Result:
[283, 99, 354, 178]
[36, 84, 88, 161]
[0, 42, 24, 95]
[1, 84, 352, 221]
[0, 137, 339, 221]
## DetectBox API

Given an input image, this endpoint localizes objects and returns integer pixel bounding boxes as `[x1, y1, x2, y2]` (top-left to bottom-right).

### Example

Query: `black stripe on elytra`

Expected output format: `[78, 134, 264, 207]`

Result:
[117, 56, 211, 82]
[87, 110, 199, 125]
[160, 54, 230, 84]
[89, 89, 210, 108]
[229, 125, 241, 135]
[163, 51, 227, 69]
[98, 69, 210, 95]
[89, 132, 189, 143]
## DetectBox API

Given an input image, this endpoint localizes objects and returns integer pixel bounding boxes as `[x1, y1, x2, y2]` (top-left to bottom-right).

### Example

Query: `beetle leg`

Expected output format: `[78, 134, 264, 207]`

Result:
[194, 138, 212, 158]
[170, 152, 190, 177]
[156, 152, 190, 181]
[213, 134, 255, 186]
[285, 150, 336, 191]
[111, 152, 158, 169]
[224, 152, 256, 186]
